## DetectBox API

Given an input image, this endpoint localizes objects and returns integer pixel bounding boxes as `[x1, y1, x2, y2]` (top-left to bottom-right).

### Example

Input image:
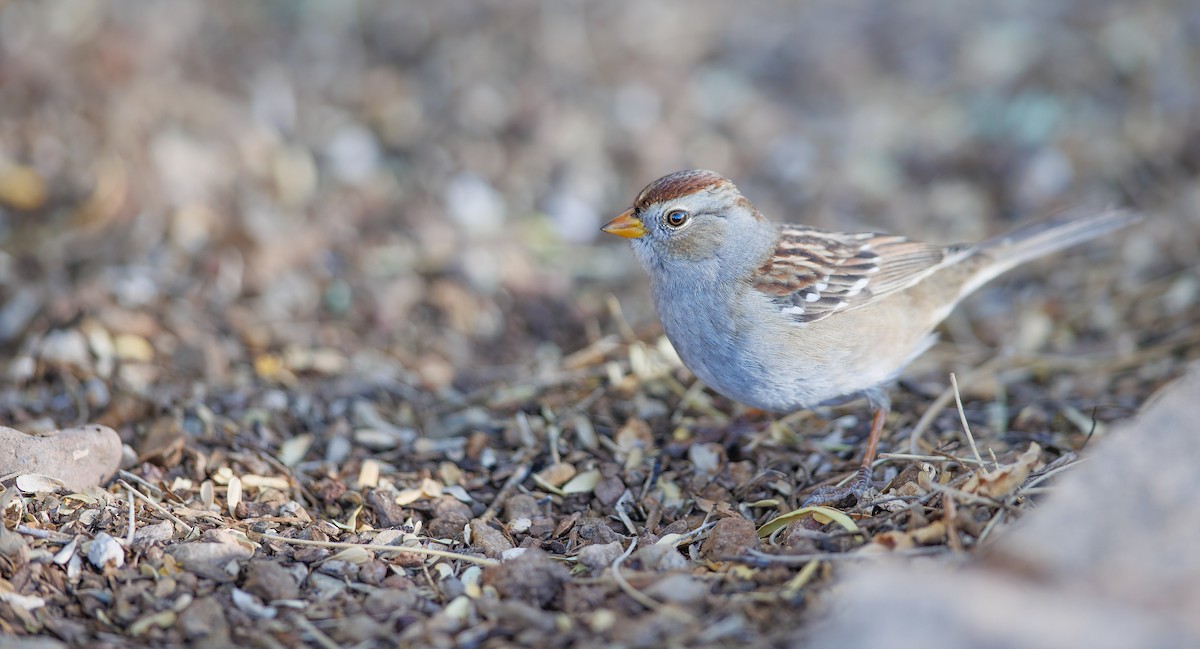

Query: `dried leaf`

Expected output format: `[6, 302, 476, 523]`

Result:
[871, 521, 948, 551]
[358, 459, 381, 489]
[758, 506, 860, 538]
[326, 546, 371, 564]
[961, 443, 1043, 499]
[15, 474, 66, 494]
[535, 462, 577, 488]
[129, 610, 177, 636]
[227, 475, 243, 517]
[240, 474, 290, 490]
[561, 469, 601, 495]
[278, 434, 313, 467]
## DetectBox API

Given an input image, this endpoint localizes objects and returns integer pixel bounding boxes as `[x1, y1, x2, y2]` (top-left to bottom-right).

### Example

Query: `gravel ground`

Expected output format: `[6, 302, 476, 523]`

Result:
[0, 1, 1197, 648]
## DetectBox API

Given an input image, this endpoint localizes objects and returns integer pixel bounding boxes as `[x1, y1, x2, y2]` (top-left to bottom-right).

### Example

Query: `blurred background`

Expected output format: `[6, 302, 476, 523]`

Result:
[0, 0, 1195, 415]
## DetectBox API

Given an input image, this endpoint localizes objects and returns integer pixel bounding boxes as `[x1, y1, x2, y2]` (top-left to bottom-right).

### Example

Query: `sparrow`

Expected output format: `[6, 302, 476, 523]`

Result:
[602, 169, 1138, 505]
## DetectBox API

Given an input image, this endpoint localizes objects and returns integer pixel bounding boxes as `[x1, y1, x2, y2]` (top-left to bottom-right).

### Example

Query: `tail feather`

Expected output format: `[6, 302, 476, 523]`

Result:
[960, 206, 1141, 298]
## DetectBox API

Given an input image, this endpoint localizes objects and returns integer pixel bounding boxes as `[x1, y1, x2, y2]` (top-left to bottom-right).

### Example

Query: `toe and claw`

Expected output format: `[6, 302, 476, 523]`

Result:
[803, 407, 887, 508]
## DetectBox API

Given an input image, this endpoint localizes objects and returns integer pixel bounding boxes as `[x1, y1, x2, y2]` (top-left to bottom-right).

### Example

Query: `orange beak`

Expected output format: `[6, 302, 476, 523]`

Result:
[601, 209, 646, 239]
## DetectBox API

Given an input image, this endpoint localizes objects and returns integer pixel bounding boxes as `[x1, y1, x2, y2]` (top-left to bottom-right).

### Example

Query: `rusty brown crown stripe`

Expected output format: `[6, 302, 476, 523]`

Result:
[634, 170, 729, 212]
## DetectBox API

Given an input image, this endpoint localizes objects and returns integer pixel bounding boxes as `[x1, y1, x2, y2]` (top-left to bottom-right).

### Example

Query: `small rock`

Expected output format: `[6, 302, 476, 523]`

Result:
[483, 549, 569, 607]
[365, 489, 407, 528]
[504, 494, 541, 522]
[469, 519, 514, 558]
[428, 513, 469, 540]
[179, 597, 230, 646]
[0, 529, 29, 566]
[535, 462, 577, 487]
[577, 541, 624, 571]
[242, 559, 300, 601]
[0, 288, 41, 343]
[37, 329, 91, 370]
[132, 521, 175, 549]
[688, 443, 724, 476]
[166, 542, 253, 582]
[0, 163, 47, 210]
[643, 573, 709, 605]
[114, 333, 155, 362]
[0, 425, 122, 491]
[701, 516, 760, 560]
[576, 517, 621, 544]
[86, 532, 125, 570]
[363, 588, 420, 618]
[230, 588, 276, 620]
[633, 544, 690, 572]
[594, 476, 626, 506]
[0, 635, 66, 649]
[432, 495, 473, 520]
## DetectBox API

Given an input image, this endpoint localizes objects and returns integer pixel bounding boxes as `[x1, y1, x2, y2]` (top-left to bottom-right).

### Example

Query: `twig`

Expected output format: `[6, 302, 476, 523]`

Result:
[606, 293, 637, 343]
[877, 452, 985, 466]
[975, 507, 1009, 545]
[117, 480, 195, 535]
[908, 357, 1005, 455]
[609, 538, 692, 618]
[950, 373, 985, 470]
[289, 612, 342, 649]
[479, 463, 530, 524]
[118, 470, 163, 497]
[613, 490, 638, 535]
[15, 525, 74, 543]
[124, 487, 136, 546]
[258, 534, 498, 566]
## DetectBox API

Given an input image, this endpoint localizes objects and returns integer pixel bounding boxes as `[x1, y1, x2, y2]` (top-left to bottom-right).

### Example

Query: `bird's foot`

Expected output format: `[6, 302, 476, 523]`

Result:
[802, 465, 872, 508]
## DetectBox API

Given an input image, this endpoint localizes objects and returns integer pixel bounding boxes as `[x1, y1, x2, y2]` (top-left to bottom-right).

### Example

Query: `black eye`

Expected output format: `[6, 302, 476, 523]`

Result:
[664, 209, 689, 227]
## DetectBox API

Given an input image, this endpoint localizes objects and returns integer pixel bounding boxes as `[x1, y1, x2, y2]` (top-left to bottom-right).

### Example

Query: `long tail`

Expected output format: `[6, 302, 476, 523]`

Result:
[960, 206, 1141, 298]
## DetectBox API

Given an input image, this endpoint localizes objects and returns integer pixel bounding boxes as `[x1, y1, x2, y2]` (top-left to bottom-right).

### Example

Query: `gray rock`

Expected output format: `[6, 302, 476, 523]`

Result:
[808, 364, 1200, 649]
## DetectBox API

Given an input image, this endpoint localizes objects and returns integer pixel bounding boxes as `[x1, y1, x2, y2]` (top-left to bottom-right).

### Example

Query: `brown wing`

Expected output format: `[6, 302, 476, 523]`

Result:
[753, 225, 971, 324]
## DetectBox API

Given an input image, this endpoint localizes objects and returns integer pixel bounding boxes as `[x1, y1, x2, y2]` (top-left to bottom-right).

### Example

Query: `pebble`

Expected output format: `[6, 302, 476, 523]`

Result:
[577, 541, 624, 571]
[643, 573, 708, 605]
[633, 544, 689, 573]
[242, 559, 301, 601]
[469, 519, 514, 557]
[86, 532, 125, 570]
[482, 549, 569, 607]
[37, 329, 91, 369]
[166, 542, 253, 582]
[701, 516, 760, 560]
[0, 424, 122, 491]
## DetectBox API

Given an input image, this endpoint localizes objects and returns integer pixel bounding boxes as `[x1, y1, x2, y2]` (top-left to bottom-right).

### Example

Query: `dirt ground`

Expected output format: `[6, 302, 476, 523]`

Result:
[1, 1, 1198, 648]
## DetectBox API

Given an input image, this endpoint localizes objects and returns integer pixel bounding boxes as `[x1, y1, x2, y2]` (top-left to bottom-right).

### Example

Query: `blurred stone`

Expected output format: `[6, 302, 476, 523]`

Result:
[632, 543, 689, 573]
[0, 424, 122, 491]
[445, 172, 505, 237]
[166, 542, 252, 582]
[114, 333, 155, 362]
[701, 516, 760, 560]
[0, 163, 46, 210]
[577, 541, 624, 571]
[0, 288, 41, 343]
[37, 329, 91, 370]
[325, 125, 380, 185]
[483, 549, 569, 607]
[469, 519, 513, 558]
[242, 560, 301, 601]
[643, 573, 708, 605]
[179, 597, 231, 647]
